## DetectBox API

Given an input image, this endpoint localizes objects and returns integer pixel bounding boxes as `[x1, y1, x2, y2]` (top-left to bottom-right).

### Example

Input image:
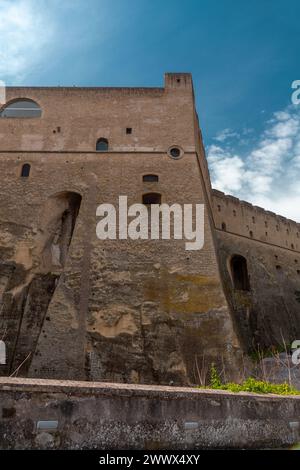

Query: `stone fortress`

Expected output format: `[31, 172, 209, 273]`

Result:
[0, 73, 299, 385]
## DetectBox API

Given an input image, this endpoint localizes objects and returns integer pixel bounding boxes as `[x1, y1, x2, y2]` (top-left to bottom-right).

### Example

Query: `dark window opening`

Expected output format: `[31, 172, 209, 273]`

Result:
[126, 127, 132, 134]
[0, 99, 42, 118]
[169, 147, 181, 158]
[249, 230, 253, 238]
[217, 205, 221, 212]
[96, 138, 109, 151]
[142, 193, 161, 205]
[221, 222, 226, 231]
[21, 163, 31, 177]
[276, 265, 282, 270]
[230, 255, 250, 291]
[143, 174, 159, 182]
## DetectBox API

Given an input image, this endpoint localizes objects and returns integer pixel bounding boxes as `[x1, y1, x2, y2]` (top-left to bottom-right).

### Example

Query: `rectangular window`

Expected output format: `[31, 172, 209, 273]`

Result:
[143, 175, 159, 182]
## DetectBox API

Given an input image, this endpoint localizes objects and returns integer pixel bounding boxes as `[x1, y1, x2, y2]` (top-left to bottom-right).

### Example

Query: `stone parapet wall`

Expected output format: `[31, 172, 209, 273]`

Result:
[0, 378, 299, 449]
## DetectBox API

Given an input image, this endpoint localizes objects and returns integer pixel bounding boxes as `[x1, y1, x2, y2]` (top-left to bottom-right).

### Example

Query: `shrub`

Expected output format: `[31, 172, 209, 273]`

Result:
[200, 375, 299, 395]
[209, 363, 222, 388]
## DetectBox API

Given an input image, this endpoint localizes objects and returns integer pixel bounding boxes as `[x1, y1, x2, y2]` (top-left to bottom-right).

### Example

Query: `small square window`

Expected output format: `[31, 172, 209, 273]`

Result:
[126, 127, 132, 134]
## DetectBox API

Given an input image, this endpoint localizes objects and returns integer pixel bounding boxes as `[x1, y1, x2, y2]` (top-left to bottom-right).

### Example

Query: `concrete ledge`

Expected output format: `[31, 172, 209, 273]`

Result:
[0, 378, 299, 449]
[1, 376, 300, 399]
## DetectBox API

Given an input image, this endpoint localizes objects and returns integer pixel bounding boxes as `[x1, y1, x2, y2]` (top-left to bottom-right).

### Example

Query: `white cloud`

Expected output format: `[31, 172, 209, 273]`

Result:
[206, 145, 245, 193]
[214, 128, 240, 142]
[0, 0, 54, 82]
[207, 105, 300, 222]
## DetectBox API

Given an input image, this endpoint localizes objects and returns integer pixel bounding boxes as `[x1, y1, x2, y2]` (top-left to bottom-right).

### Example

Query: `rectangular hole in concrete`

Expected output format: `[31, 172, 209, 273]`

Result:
[36, 420, 58, 432]
[184, 421, 199, 430]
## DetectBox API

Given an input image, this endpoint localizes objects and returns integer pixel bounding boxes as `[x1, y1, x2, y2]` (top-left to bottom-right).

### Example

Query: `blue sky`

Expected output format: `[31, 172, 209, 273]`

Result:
[1, 0, 300, 221]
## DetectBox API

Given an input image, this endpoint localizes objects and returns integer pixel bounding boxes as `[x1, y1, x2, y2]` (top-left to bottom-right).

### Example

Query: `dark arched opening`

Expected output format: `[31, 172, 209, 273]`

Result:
[230, 255, 250, 291]
[21, 163, 31, 177]
[96, 138, 109, 151]
[142, 193, 161, 205]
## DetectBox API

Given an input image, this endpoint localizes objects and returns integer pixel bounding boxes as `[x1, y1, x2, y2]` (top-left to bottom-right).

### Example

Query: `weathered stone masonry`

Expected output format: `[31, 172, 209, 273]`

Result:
[0, 73, 299, 385]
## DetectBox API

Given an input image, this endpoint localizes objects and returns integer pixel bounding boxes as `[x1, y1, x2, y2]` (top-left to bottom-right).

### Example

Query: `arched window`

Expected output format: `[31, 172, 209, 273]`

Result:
[230, 255, 250, 291]
[21, 163, 31, 177]
[142, 193, 161, 205]
[0, 340, 6, 365]
[143, 174, 159, 182]
[221, 222, 226, 231]
[96, 138, 109, 151]
[0, 99, 41, 118]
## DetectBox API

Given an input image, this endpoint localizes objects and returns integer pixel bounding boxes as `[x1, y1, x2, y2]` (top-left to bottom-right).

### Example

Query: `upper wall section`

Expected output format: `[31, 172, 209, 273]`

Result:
[212, 189, 300, 253]
[0, 73, 196, 153]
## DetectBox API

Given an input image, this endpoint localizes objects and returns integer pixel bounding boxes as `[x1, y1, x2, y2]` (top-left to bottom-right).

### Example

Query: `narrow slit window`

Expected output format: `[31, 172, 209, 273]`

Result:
[21, 163, 31, 177]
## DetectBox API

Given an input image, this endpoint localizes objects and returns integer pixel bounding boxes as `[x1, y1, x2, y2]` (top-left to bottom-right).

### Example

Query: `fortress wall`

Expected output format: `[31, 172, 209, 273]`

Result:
[0, 74, 241, 385]
[1, 377, 300, 450]
[212, 190, 300, 354]
[212, 189, 300, 252]
[213, 190, 300, 354]
[1, 74, 196, 153]
[214, 228, 300, 355]
[0, 150, 240, 384]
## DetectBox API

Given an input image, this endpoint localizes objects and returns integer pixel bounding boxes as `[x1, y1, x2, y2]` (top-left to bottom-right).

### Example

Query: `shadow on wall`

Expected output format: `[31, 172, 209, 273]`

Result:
[0, 192, 82, 377]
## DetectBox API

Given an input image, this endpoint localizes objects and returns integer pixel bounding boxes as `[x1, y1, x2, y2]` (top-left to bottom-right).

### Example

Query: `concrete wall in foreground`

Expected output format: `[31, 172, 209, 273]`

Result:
[0, 378, 299, 449]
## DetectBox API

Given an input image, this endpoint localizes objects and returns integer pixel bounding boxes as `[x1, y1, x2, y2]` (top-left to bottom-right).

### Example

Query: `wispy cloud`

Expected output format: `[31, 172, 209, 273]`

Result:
[207, 105, 300, 222]
[0, 0, 55, 83]
[214, 128, 240, 142]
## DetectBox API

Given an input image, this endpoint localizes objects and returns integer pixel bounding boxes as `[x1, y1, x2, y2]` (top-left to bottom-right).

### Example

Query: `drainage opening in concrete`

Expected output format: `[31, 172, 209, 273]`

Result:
[36, 420, 59, 432]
